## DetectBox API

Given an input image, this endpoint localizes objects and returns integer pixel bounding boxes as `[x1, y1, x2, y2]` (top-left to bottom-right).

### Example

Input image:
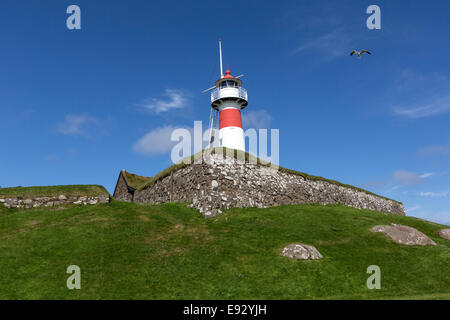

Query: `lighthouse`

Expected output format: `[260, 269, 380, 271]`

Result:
[204, 40, 248, 151]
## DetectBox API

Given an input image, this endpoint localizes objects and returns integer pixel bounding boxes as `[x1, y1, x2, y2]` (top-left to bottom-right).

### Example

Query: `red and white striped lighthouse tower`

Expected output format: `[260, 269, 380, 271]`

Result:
[204, 40, 248, 151]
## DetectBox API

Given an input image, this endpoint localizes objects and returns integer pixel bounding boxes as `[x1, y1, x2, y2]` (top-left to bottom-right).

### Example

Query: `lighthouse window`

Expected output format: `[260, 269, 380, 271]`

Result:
[221, 81, 237, 88]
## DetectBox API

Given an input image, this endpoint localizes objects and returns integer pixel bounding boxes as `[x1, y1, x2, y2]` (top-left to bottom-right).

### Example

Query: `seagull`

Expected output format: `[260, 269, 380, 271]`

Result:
[350, 50, 372, 58]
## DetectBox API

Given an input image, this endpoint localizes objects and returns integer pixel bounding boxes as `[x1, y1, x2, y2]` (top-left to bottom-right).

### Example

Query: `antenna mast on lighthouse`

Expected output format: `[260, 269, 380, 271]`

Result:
[219, 39, 224, 78]
[207, 39, 225, 148]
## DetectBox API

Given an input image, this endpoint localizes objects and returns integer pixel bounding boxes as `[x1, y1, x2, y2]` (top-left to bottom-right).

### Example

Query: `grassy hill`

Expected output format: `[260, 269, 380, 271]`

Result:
[0, 200, 449, 299]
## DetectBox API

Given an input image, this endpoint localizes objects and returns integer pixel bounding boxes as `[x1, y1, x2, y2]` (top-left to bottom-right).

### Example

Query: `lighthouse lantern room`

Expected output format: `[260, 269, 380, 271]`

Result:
[204, 40, 248, 152]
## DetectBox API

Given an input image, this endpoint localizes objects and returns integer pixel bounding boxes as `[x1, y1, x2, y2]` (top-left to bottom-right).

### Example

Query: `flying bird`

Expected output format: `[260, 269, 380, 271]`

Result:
[350, 50, 372, 58]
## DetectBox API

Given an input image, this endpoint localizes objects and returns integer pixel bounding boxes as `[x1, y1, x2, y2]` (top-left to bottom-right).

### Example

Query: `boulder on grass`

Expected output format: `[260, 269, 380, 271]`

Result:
[438, 229, 450, 241]
[282, 243, 323, 260]
[371, 224, 436, 246]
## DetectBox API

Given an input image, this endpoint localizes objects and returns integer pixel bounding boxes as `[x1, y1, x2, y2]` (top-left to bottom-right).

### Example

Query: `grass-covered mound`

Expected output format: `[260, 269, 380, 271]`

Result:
[0, 201, 448, 299]
[0, 185, 109, 198]
[121, 171, 152, 190]
[137, 148, 401, 204]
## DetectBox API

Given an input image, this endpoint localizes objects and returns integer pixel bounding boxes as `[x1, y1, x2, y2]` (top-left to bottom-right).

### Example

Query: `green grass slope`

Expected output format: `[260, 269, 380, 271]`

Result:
[0, 201, 448, 299]
[0, 185, 109, 198]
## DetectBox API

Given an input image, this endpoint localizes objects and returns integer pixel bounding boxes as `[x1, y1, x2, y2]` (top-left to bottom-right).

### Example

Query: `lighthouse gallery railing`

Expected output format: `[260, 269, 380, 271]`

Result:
[211, 87, 247, 103]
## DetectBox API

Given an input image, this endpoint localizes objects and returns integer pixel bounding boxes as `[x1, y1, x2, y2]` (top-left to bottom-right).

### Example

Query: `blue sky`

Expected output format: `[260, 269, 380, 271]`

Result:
[1, 0, 449, 225]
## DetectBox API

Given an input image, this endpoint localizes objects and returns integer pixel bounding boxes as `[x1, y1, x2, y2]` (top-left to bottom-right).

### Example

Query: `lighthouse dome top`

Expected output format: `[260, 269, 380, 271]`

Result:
[215, 69, 242, 88]
[223, 69, 234, 79]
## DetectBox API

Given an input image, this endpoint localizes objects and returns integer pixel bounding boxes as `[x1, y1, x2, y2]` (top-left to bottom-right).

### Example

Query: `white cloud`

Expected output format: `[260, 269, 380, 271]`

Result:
[419, 145, 450, 157]
[132, 126, 180, 155]
[393, 170, 420, 186]
[406, 205, 421, 213]
[242, 110, 272, 129]
[393, 94, 450, 118]
[393, 170, 431, 187]
[419, 191, 449, 198]
[359, 180, 387, 189]
[141, 89, 189, 113]
[392, 70, 450, 119]
[290, 28, 354, 59]
[412, 211, 450, 226]
[57, 114, 97, 136]
[42, 153, 61, 162]
[279, 2, 345, 34]
[9, 108, 34, 124]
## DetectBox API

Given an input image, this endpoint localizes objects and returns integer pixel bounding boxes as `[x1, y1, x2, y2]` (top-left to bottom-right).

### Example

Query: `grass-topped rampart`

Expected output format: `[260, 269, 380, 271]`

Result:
[0, 185, 109, 198]
[136, 148, 401, 204]
[121, 171, 152, 190]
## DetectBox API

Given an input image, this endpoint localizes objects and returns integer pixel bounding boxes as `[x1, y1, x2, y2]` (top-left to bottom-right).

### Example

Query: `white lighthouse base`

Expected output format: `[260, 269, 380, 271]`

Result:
[219, 127, 245, 151]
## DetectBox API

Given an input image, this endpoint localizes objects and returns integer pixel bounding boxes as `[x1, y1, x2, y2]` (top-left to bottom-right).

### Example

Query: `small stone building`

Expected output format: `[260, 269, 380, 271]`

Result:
[113, 170, 152, 202]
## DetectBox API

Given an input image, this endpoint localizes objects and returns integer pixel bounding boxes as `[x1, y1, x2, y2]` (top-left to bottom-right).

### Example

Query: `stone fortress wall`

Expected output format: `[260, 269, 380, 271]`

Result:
[133, 154, 405, 218]
[0, 194, 109, 209]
